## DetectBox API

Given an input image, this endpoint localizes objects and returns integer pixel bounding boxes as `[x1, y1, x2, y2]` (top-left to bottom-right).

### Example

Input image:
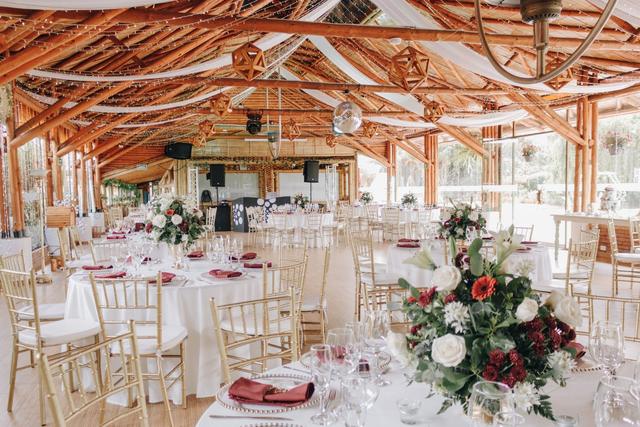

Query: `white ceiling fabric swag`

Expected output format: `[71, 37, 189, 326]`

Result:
[372, 0, 636, 95]
[26, 0, 339, 82]
[589, 0, 640, 27]
[0, 0, 171, 9]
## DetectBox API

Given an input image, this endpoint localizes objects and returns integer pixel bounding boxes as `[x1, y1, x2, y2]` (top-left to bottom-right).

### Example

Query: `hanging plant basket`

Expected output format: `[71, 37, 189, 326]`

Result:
[607, 143, 621, 156]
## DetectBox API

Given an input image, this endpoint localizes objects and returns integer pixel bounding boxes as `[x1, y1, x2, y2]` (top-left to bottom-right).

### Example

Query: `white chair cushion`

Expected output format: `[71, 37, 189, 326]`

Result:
[134, 324, 187, 354]
[19, 318, 100, 346]
[361, 272, 401, 286]
[301, 298, 326, 312]
[18, 303, 66, 321]
[615, 252, 640, 263]
[552, 271, 589, 281]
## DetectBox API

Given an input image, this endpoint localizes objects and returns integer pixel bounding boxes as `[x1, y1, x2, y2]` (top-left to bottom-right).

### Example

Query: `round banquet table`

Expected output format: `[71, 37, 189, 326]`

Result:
[267, 211, 334, 228]
[196, 358, 622, 426]
[386, 241, 553, 287]
[64, 253, 267, 404]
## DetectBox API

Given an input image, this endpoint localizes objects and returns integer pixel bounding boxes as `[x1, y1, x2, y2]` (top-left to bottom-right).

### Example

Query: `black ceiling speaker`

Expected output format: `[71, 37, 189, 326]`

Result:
[164, 142, 192, 160]
[209, 164, 225, 187]
[246, 113, 262, 135]
[303, 160, 319, 183]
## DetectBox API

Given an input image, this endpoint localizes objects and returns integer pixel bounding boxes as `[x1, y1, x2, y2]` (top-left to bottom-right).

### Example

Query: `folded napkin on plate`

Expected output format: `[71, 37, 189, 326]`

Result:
[482, 236, 495, 240]
[565, 342, 586, 359]
[150, 272, 176, 284]
[398, 238, 419, 243]
[187, 250, 204, 258]
[82, 264, 112, 271]
[244, 261, 272, 268]
[228, 377, 314, 406]
[231, 252, 257, 261]
[521, 240, 539, 245]
[397, 242, 420, 248]
[106, 235, 126, 240]
[516, 247, 532, 252]
[95, 271, 126, 279]
[209, 269, 242, 279]
[134, 223, 145, 232]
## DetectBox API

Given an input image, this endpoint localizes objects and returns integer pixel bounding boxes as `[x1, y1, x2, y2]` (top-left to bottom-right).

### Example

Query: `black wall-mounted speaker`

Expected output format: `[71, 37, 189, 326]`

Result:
[303, 160, 319, 183]
[209, 164, 225, 187]
[164, 143, 192, 160]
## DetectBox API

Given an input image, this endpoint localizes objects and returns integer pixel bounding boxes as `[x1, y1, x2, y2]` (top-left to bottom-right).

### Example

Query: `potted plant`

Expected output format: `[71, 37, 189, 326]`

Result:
[359, 191, 373, 205]
[521, 143, 539, 162]
[602, 130, 629, 155]
[401, 192, 418, 208]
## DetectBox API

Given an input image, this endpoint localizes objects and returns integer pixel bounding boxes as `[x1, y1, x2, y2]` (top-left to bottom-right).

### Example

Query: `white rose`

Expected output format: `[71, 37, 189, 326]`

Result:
[554, 296, 582, 328]
[181, 234, 189, 242]
[469, 211, 479, 222]
[386, 331, 411, 366]
[515, 298, 539, 322]
[152, 214, 166, 228]
[431, 334, 466, 367]
[544, 291, 564, 310]
[171, 214, 183, 225]
[432, 265, 462, 292]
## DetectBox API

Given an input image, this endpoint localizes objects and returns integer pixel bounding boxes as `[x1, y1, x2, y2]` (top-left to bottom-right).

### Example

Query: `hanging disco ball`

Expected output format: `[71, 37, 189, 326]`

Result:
[333, 100, 362, 134]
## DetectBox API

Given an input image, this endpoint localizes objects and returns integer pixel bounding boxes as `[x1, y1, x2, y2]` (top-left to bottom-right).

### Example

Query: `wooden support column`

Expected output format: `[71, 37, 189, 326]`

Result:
[385, 141, 396, 204]
[590, 102, 599, 204]
[424, 134, 438, 205]
[80, 149, 88, 216]
[0, 128, 7, 236]
[7, 109, 24, 235]
[44, 131, 54, 206]
[94, 159, 102, 211]
[51, 135, 63, 202]
[71, 151, 78, 206]
[481, 126, 502, 211]
[580, 97, 591, 212]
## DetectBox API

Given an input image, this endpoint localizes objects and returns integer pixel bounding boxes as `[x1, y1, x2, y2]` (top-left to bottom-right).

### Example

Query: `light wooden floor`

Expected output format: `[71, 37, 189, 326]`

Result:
[0, 233, 621, 426]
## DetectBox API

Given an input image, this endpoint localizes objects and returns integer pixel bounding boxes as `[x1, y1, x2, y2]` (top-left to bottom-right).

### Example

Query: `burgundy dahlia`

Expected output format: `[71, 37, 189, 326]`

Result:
[488, 349, 505, 368]
[444, 293, 458, 304]
[482, 365, 499, 381]
[508, 349, 523, 366]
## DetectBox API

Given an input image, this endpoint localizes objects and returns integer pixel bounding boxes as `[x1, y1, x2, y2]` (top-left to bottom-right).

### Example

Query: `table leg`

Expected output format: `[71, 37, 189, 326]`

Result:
[554, 219, 561, 262]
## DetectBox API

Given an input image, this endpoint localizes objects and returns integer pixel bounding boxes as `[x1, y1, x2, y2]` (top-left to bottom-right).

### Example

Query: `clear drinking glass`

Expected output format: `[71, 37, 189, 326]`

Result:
[594, 376, 640, 427]
[492, 411, 525, 427]
[327, 328, 357, 375]
[345, 320, 367, 355]
[364, 311, 391, 386]
[396, 398, 422, 425]
[342, 375, 368, 427]
[467, 380, 513, 427]
[590, 321, 625, 378]
[309, 344, 337, 426]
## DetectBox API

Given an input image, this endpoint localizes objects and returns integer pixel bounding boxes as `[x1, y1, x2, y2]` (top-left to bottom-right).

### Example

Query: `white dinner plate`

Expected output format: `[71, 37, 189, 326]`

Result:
[199, 271, 247, 282]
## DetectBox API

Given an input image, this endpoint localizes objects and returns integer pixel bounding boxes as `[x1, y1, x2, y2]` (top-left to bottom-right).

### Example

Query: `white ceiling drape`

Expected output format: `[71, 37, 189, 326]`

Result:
[590, 0, 640, 28]
[372, 0, 637, 95]
[0, 0, 171, 9]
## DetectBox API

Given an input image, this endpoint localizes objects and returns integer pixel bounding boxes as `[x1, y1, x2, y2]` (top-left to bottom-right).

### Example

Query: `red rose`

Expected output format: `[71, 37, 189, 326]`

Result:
[471, 276, 497, 301]
[488, 349, 505, 368]
[511, 365, 527, 382]
[444, 293, 458, 304]
[508, 349, 523, 366]
[501, 374, 516, 388]
[166, 209, 175, 216]
[417, 287, 437, 308]
[410, 325, 422, 335]
[145, 223, 152, 233]
[483, 365, 499, 381]
[549, 330, 562, 350]
[407, 296, 417, 304]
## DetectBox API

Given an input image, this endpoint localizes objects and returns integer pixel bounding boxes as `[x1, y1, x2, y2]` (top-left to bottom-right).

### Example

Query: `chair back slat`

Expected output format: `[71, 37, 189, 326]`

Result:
[630, 218, 640, 253]
[608, 219, 619, 256]
[0, 250, 26, 272]
[363, 286, 417, 332]
[90, 241, 128, 265]
[575, 294, 640, 345]
[0, 269, 42, 343]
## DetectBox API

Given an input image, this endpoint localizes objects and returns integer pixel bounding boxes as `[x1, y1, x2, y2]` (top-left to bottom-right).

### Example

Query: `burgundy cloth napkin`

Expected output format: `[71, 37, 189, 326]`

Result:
[209, 269, 242, 279]
[566, 342, 586, 359]
[231, 252, 257, 261]
[150, 272, 176, 284]
[398, 238, 419, 243]
[187, 250, 204, 258]
[228, 377, 314, 406]
[397, 242, 420, 248]
[82, 264, 112, 271]
[95, 271, 126, 279]
[244, 261, 272, 268]
[111, 231, 127, 235]
[521, 240, 539, 245]
[107, 235, 126, 240]
[134, 223, 145, 232]
[141, 256, 152, 264]
[516, 246, 532, 252]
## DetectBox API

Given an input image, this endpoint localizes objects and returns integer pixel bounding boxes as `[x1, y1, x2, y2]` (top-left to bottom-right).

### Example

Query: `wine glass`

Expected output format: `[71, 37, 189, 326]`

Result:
[326, 327, 356, 375]
[467, 380, 513, 427]
[309, 344, 337, 426]
[364, 310, 391, 386]
[345, 320, 367, 356]
[590, 321, 625, 378]
[342, 375, 369, 427]
[593, 376, 640, 427]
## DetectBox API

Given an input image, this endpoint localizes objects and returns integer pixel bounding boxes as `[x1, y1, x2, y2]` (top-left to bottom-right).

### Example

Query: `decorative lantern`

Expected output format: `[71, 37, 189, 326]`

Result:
[210, 94, 231, 117]
[543, 57, 574, 91]
[232, 42, 266, 81]
[361, 121, 378, 139]
[333, 100, 363, 134]
[326, 134, 337, 148]
[388, 46, 430, 93]
[282, 119, 301, 141]
[576, 65, 598, 86]
[199, 120, 215, 136]
[423, 100, 445, 122]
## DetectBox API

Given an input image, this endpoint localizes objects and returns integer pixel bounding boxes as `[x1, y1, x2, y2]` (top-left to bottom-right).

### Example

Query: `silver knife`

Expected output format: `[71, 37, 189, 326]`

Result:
[209, 415, 294, 421]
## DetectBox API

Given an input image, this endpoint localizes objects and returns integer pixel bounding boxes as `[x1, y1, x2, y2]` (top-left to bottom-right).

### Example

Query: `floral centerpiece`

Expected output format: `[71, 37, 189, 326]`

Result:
[393, 229, 582, 421]
[521, 143, 539, 162]
[359, 191, 373, 205]
[440, 202, 486, 241]
[401, 193, 418, 208]
[292, 193, 309, 209]
[147, 195, 205, 247]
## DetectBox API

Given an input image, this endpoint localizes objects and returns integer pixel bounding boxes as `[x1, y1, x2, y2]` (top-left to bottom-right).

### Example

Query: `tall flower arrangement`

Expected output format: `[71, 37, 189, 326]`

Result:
[440, 202, 486, 241]
[147, 195, 204, 246]
[395, 228, 582, 420]
[292, 193, 309, 209]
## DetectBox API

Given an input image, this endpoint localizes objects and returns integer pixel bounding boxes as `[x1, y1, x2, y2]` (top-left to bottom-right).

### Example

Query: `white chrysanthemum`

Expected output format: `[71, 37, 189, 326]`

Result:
[513, 382, 540, 412]
[514, 259, 536, 278]
[456, 227, 464, 236]
[469, 211, 479, 222]
[152, 214, 166, 228]
[443, 301, 470, 333]
[171, 214, 183, 225]
[547, 350, 576, 379]
[181, 233, 189, 242]
[160, 197, 172, 211]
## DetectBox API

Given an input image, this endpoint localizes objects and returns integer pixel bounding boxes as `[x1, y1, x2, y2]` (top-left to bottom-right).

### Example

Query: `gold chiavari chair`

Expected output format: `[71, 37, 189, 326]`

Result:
[0, 269, 101, 425]
[542, 233, 599, 296]
[365, 205, 383, 241]
[382, 207, 405, 241]
[608, 219, 640, 295]
[38, 321, 149, 427]
[0, 250, 26, 272]
[89, 273, 188, 427]
[89, 241, 128, 265]
[205, 207, 217, 231]
[630, 217, 640, 253]
[348, 228, 400, 320]
[301, 248, 331, 344]
[210, 287, 298, 385]
[513, 225, 535, 241]
[302, 213, 323, 248]
[363, 286, 417, 332]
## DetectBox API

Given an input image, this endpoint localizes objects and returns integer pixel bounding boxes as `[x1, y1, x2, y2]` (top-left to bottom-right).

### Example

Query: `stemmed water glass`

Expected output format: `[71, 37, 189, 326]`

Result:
[593, 375, 640, 427]
[309, 344, 337, 426]
[467, 380, 513, 427]
[590, 321, 625, 378]
[364, 310, 391, 387]
[342, 375, 369, 427]
[326, 328, 357, 416]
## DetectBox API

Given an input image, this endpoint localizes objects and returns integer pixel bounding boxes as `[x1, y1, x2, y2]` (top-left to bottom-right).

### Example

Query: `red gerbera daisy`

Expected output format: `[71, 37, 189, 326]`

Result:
[471, 276, 497, 301]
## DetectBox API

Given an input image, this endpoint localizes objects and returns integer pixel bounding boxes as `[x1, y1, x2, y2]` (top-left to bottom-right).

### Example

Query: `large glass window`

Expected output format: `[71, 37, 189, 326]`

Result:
[358, 153, 387, 202]
[395, 147, 425, 203]
[438, 141, 482, 204]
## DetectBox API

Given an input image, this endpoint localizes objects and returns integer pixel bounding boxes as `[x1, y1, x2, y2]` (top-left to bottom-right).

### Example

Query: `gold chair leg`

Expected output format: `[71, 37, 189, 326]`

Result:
[39, 366, 46, 426]
[180, 342, 187, 410]
[156, 355, 175, 427]
[7, 341, 18, 412]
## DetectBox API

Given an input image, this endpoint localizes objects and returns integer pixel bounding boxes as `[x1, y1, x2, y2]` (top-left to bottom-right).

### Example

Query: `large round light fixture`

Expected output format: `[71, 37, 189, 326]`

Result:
[333, 100, 363, 134]
[474, 0, 619, 85]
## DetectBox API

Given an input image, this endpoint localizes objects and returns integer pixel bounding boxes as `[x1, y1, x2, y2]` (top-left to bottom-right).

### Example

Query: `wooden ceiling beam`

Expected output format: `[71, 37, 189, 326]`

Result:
[436, 122, 487, 156]
[377, 128, 431, 165]
[343, 136, 391, 167]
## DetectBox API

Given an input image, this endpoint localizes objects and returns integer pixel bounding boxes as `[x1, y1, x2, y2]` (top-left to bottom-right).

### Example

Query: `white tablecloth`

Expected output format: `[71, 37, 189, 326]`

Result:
[386, 241, 553, 287]
[267, 212, 334, 228]
[64, 254, 265, 403]
[196, 359, 621, 427]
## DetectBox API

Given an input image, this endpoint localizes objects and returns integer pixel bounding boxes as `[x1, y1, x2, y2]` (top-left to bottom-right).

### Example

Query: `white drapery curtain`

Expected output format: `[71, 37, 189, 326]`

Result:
[0, 0, 170, 9]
